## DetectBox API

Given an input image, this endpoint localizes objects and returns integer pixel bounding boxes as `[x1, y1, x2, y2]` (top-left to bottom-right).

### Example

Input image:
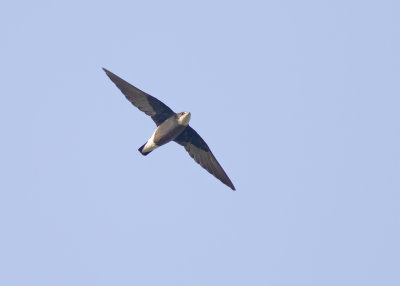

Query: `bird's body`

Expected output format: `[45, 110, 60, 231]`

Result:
[103, 68, 235, 190]
[139, 112, 190, 155]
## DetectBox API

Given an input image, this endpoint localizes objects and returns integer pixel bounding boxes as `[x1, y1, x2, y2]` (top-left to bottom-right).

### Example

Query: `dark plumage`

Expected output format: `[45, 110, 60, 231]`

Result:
[103, 68, 235, 191]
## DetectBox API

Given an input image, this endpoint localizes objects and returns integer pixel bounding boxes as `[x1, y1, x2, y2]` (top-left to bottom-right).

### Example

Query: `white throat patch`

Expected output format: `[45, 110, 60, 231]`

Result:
[178, 112, 191, 126]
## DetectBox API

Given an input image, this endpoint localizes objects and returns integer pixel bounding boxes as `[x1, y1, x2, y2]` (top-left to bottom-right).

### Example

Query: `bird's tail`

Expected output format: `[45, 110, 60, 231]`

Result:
[138, 143, 152, 156]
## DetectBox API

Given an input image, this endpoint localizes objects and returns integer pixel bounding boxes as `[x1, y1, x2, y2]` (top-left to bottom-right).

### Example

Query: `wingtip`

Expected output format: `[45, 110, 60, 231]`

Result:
[102, 68, 116, 81]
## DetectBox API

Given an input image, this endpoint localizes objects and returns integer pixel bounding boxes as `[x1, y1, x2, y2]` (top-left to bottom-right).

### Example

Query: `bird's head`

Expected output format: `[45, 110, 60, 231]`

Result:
[177, 112, 191, 126]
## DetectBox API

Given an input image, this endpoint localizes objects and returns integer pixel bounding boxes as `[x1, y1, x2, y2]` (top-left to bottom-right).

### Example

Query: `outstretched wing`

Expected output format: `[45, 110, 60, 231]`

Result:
[103, 68, 175, 126]
[174, 126, 235, 190]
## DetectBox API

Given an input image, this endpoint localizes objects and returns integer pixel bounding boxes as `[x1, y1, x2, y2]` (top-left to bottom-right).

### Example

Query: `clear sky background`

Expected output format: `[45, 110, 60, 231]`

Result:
[1, 0, 399, 285]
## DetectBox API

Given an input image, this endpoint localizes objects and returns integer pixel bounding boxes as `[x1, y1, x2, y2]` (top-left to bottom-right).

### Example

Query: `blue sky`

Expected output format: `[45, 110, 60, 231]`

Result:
[1, 0, 399, 285]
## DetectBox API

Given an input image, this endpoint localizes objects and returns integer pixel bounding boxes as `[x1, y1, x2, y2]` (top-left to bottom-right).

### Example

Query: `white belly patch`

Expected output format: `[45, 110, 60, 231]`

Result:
[142, 131, 159, 153]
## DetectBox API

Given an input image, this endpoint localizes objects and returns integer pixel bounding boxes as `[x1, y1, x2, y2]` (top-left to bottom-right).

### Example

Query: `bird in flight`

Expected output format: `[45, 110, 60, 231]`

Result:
[103, 68, 235, 191]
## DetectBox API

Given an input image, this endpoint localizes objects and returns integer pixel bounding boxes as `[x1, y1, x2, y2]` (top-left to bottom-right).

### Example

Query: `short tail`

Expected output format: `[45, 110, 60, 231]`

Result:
[138, 143, 152, 156]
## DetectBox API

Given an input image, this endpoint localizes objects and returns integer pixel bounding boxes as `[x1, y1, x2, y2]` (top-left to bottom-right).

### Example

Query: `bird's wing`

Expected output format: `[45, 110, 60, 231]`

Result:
[174, 126, 235, 190]
[103, 68, 175, 126]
